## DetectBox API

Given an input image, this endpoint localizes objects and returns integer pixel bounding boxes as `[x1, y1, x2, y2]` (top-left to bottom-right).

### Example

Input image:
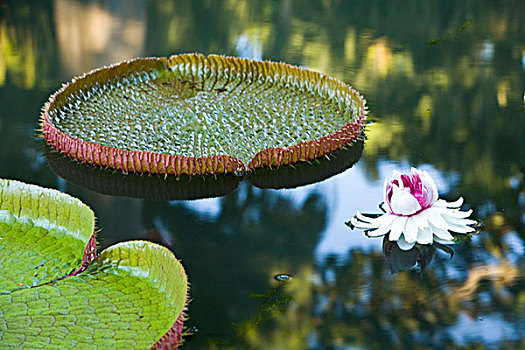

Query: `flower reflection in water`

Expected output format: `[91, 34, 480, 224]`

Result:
[349, 168, 478, 250]
[382, 236, 454, 274]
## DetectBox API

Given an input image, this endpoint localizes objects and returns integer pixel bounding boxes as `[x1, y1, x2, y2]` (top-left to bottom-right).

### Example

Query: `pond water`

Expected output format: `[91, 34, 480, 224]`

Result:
[1, 0, 524, 349]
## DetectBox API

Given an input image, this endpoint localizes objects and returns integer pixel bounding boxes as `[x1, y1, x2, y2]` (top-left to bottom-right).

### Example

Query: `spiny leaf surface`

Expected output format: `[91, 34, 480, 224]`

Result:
[0, 179, 187, 349]
[46, 54, 365, 167]
[0, 179, 94, 294]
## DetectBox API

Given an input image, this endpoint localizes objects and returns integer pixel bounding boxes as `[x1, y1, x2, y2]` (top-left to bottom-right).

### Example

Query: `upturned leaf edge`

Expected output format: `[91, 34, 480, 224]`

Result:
[41, 53, 367, 177]
[0, 178, 188, 349]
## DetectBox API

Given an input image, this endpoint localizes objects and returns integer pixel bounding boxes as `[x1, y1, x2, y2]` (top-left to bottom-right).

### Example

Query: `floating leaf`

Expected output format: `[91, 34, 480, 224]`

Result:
[248, 139, 363, 189]
[0, 179, 188, 349]
[46, 139, 363, 198]
[45, 145, 243, 201]
[41, 54, 366, 176]
[0, 179, 96, 293]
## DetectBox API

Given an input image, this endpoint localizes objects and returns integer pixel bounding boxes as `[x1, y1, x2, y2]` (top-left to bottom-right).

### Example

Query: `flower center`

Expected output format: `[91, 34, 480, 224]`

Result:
[401, 174, 432, 210]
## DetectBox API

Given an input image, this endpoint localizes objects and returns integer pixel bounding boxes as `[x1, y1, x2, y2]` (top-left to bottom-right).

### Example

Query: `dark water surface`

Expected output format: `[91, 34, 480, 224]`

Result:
[1, 0, 524, 349]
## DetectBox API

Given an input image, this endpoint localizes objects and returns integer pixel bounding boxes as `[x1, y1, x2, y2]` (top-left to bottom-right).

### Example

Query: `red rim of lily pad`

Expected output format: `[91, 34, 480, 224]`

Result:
[0, 178, 188, 349]
[71, 235, 188, 350]
[150, 313, 185, 350]
[64, 232, 188, 350]
[45, 144, 243, 201]
[248, 138, 364, 190]
[41, 54, 366, 176]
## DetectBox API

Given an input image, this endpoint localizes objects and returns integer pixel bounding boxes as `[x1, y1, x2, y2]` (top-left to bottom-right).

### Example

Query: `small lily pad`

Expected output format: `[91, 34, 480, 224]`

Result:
[0, 179, 188, 349]
[42, 54, 366, 176]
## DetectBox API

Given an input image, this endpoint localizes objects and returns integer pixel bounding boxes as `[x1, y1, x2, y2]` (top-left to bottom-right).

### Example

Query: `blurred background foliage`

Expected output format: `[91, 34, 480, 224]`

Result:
[0, 0, 524, 348]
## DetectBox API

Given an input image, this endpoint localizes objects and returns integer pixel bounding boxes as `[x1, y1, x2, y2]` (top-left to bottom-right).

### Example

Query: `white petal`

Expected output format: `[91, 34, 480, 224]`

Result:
[397, 234, 416, 250]
[351, 219, 376, 230]
[391, 170, 403, 184]
[389, 216, 407, 241]
[412, 211, 429, 228]
[425, 207, 448, 230]
[349, 217, 363, 229]
[355, 211, 375, 224]
[435, 207, 473, 219]
[404, 216, 418, 243]
[417, 226, 433, 245]
[429, 222, 454, 241]
[367, 214, 396, 237]
[417, 169, 439, 205]
[448, 197, 464, 208]
[390, 186, 421, 215]
[439, 208, 476, 230]
[354, 210, 370, 221]
[352, 211, 388, 229]
[383, 177, 391, 203]
[435, 197, 463, 208]
[434, 236, 455, 245]
[442, 215, 476, 234]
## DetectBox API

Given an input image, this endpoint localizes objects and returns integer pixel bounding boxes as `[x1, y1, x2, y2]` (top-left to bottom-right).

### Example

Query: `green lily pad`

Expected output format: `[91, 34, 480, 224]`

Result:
[0, 179, 187, 349]
[0, 179, 96, 293]
[42, 54, 366, 176]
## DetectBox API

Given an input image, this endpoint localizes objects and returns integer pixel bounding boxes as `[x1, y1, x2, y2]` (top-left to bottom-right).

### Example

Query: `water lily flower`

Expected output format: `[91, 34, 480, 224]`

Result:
[349, 168, 477, 250]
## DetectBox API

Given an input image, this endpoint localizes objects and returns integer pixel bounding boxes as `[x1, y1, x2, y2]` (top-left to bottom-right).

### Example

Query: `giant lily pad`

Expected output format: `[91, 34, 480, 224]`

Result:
[41, 54, 366, 176]
[45, 144, 243, 201]
[46, 138, 363, 199]
[248, 139, 364, 189]
[0, 179, 187, 349]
